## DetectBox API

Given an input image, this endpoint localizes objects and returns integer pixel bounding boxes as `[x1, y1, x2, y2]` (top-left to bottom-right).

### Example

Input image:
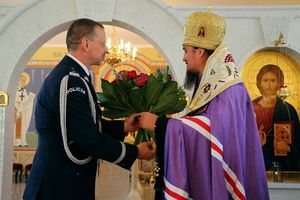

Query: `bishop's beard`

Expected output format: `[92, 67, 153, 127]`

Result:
[184, 70, 199, 90]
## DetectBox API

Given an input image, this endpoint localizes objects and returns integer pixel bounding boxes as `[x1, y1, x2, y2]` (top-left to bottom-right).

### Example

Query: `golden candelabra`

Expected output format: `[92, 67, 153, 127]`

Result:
[105, 27, 137, 66]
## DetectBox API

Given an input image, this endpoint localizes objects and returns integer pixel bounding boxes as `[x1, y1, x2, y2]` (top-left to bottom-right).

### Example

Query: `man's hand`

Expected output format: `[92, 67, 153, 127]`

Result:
[139, 112, 158, 132]
[124, 113, 141, 132]
[137, 141, 156, 160]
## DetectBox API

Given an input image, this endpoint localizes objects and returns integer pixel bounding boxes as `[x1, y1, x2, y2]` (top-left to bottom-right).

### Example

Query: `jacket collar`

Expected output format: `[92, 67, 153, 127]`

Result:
[61, 55, 91, 82]
[66, 54, 90, 76]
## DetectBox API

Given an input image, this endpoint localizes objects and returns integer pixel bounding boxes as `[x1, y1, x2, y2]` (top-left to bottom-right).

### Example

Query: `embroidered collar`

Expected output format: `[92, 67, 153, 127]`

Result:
[187, 44, 243, 113]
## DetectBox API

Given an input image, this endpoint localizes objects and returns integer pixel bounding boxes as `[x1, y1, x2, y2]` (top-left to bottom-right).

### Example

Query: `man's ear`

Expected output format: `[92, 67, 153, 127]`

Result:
[195, 48, 205, 58]
[81, 37, 89, 51]
[198, 48, 205, 57]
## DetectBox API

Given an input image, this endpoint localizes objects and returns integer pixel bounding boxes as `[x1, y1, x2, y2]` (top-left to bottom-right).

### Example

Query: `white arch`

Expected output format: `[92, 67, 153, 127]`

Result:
[238, 42, 300, 71]
[0, 0, 184, 199]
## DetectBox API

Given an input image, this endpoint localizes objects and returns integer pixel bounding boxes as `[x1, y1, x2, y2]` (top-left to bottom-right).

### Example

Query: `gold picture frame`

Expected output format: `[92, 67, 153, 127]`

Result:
[0, 91, 9, 107]
[274, 121, 293, 156]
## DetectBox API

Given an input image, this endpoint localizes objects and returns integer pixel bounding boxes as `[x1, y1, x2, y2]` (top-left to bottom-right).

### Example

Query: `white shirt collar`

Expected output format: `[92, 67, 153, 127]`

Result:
[67, 54, 90, 76]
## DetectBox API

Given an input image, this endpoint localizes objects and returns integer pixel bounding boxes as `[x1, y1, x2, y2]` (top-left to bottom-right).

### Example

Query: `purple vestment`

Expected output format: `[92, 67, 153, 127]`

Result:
[163, 83, 269, 200]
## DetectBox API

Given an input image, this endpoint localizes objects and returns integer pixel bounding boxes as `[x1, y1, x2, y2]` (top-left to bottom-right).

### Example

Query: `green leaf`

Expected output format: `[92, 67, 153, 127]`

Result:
[114, 84, 134, 110]
[102, 79, 135, 113]
[160, 81, 177, 98]
[178, 87, 186, 97]
[155, 68, 162, 79]
[134, 129, 153, 145]
[101, 100, 130, 111]
[145, 75, 164, 109]
[164, 98, 187, 114]
[101, 79, 120, 101]
[133, 129, 144, 145]
[96, 92, 109, 103]
[151, 94, 178, 114]
[129, 88, 146, 112]
[101, 79, 133, 111]
[162, 66, 169, 84]
[118, 79, 135, 93]
[100, 79, 135, 118]
[150, 81, 187, 114]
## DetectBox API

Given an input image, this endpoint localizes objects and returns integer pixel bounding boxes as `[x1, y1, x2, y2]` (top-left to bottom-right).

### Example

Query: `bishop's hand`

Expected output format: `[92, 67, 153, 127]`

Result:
[139, 112, 158, 132]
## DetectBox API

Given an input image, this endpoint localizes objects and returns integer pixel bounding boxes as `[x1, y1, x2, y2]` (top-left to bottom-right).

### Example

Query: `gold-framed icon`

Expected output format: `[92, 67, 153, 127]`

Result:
[0, 91, 9, 107]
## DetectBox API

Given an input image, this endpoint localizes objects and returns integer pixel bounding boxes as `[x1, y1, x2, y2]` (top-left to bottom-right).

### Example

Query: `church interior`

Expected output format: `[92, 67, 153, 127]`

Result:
[1, 0, 300, 199]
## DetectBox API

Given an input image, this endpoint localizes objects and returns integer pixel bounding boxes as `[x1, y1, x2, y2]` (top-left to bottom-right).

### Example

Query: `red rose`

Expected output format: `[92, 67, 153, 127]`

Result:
[127, 70, 137, 80]
[117, 70, 127, 80]
[136, 73, 148, 87]
[111, 77, 118, 84]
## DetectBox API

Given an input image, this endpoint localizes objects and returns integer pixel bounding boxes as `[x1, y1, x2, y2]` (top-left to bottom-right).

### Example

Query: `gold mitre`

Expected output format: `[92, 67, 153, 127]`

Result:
[183, 11, 226, 50]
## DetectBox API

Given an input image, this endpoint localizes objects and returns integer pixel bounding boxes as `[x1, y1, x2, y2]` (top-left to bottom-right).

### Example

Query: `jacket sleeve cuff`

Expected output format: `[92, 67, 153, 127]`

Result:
[116, 143, 138, 170]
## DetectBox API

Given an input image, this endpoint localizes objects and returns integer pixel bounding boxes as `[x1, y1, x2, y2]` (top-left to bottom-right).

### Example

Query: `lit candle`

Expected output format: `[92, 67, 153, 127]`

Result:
[106, 38, 111, 49]
[132, 47, 137, 59]
[125, 42, 131, 54]
[127, 42, 131, 53]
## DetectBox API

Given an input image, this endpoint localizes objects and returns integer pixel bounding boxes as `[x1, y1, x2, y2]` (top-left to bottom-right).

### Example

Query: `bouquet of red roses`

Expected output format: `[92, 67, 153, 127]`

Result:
[96, 67, 187, 144]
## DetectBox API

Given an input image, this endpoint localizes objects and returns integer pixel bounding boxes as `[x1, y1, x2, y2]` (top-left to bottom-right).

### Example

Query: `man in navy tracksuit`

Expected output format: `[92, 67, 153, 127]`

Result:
[23, 18, 155, 200]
